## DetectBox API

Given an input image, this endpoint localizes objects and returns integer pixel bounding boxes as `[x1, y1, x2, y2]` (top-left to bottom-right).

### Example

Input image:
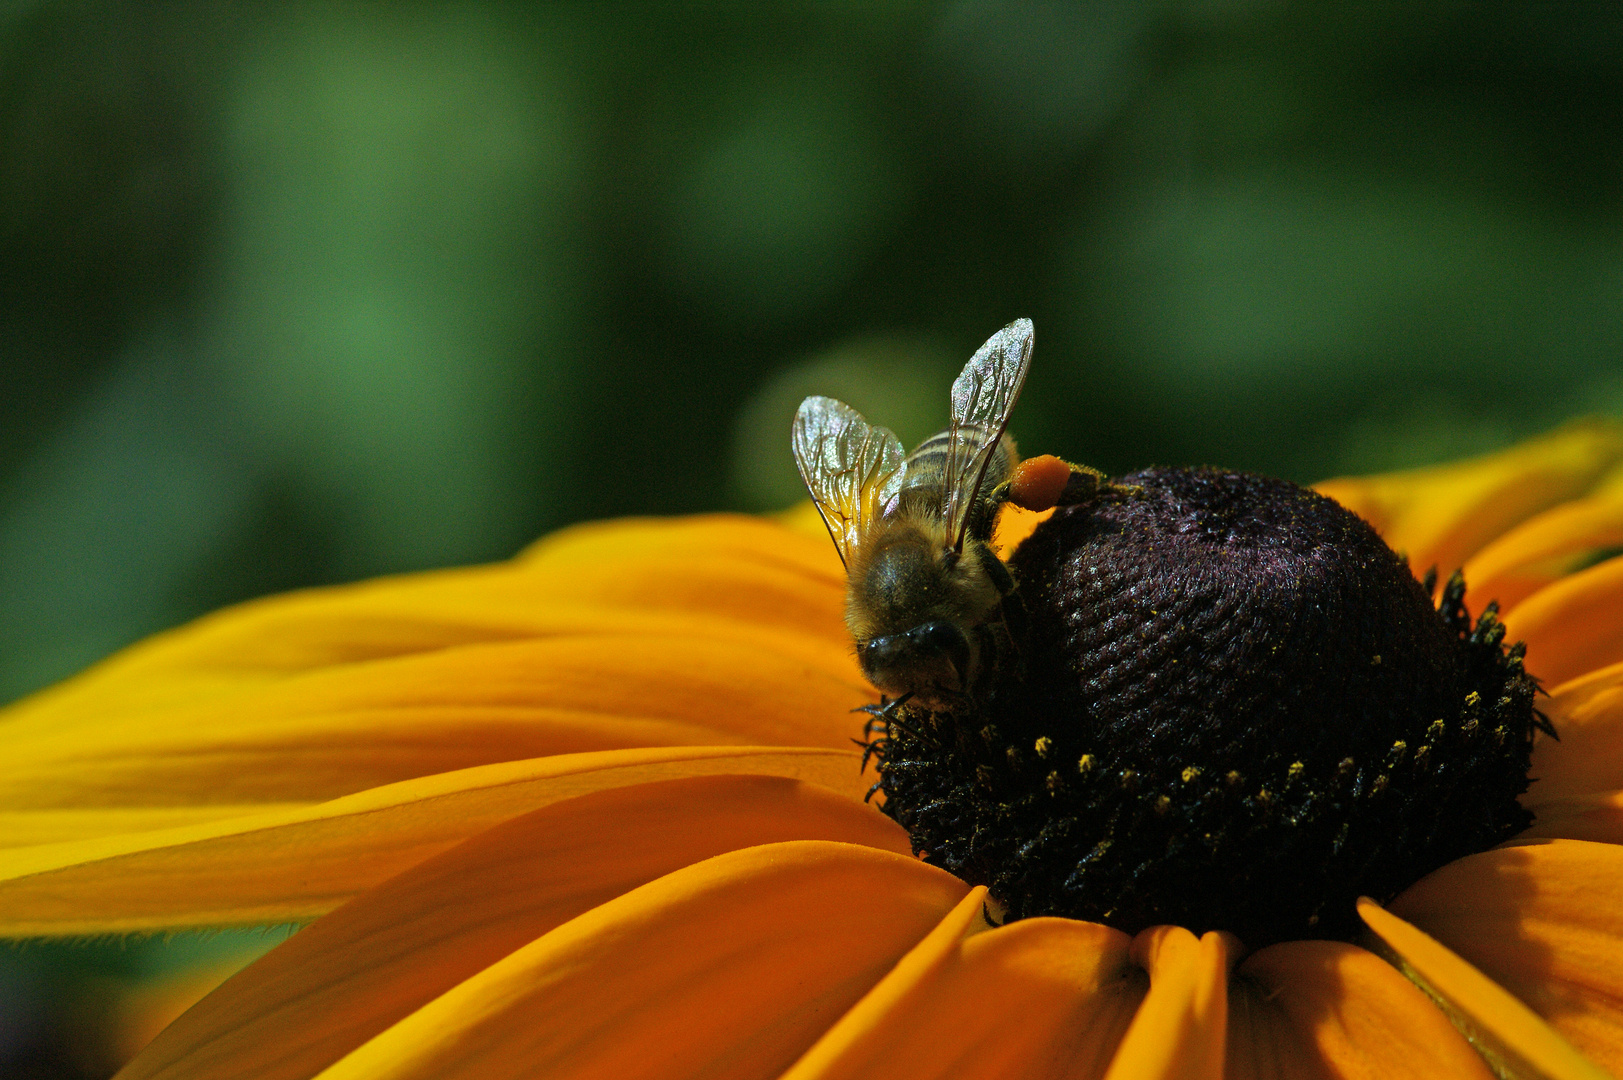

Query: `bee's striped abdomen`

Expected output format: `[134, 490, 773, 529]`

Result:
[897, 429, 956, 494]
[899, 426, 1017, 496]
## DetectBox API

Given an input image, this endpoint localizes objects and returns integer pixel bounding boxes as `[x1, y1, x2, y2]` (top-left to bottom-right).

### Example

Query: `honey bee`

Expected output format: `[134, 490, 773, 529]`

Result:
[792, 319, 1035, 710]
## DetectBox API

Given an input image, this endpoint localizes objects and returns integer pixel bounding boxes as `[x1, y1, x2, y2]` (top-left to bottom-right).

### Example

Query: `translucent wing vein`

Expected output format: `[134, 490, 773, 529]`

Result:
[792, 396, 906, 567]
[943, 319, 1033, 548]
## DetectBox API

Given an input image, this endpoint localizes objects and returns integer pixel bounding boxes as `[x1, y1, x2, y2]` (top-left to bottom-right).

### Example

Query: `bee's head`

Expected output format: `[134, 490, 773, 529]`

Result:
[856, 620, 972, 706]
[844, 521, 1001, 706]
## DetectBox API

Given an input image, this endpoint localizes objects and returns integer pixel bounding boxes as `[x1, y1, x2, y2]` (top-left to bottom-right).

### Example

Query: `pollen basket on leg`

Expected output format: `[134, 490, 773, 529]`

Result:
[869, 467, 1542, 948]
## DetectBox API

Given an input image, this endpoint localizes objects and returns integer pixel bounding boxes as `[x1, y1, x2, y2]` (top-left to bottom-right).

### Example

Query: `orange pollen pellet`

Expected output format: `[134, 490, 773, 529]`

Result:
[1008, 454, 1073, 512]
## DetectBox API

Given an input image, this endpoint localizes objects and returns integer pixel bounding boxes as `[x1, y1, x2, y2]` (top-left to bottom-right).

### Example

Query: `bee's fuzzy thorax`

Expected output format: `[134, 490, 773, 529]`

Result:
[842, 509, 999, 642]
[869, 466, 1542, 948]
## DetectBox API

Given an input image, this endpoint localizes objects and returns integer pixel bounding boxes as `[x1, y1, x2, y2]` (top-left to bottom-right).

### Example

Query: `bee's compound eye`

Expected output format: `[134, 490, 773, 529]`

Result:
[908, 621, 972, 690]
[860, 635, 902, 667]
[909, 621, 964, 652]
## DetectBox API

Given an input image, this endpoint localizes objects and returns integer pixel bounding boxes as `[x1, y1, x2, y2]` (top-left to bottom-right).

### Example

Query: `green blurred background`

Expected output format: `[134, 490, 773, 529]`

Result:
[2, 1, 1621, 1074]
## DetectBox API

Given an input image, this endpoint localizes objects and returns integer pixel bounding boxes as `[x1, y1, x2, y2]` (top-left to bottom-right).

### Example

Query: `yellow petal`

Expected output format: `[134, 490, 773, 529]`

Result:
[0, 634, 868, 809]
[2, 514, 850, 736]
[1357, 899, 1603, 1080]
[100, 947, 275, 1077]
[1102, 926, 1238, 1080]
[1314, 420, 1623, 580]
[523, 511, 841, 577]
[31, 516, 843, 714]
[777, 499, 836, 541]
[308, 841, 967, 1080]
[993, 504, 1055, 556]
[1227, 939, 1492, 1080]
[781, 895, 1144, 1080]
[117, 775, 909, 1080]
[1464, 477, 1623, 612]
[1505, 554, 1623, 688]
[1520, 791, 1623, 845]
[0, 745, 870, 935]
[0, 513, 874, 814]
[0, 804, 312, 849]
[1383, 839, 1623, 1078]
[1526, 660, 1623, 803]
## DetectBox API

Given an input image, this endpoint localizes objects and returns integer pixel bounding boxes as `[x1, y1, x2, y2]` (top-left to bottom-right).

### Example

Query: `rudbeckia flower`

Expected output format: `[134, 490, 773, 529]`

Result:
[3, 420, 1623, 1080]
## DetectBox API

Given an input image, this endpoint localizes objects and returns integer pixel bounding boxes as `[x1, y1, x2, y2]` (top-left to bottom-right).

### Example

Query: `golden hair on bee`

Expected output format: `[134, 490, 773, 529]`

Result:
[791, 320, 1034, 710]
[842, 505, 1003, 645]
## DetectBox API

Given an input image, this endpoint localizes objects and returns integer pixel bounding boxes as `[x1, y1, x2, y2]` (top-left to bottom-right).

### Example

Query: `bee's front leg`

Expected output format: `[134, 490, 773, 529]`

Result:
[852, 692, 915, 739]
[852, 696, 911, 774]
[853, 735, 888, 772]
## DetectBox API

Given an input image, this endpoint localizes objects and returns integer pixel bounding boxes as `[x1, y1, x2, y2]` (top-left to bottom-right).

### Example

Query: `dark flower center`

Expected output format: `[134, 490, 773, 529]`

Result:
[870, 467, 1544, 947]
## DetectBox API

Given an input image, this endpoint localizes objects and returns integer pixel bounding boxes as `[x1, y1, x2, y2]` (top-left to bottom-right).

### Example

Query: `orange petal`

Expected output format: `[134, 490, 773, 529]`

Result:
[1102, 926, 1238, 1080]
[0, 634, 868, 809]
[993, 504, 1054, 557]
[777, 499, 837, 542]
[781, 895, 1144, 1080]
[1505, 554, 1623, 687]
[1227, 939, 1491, 1080]
[1314, 419, 1623, 579]
[104, 944, 280, 1074]
[0, 804, 311, 850]
[1500, 627, 1623, 842]
[117, 775, 909, 1080]
[1381, 838, 1623, 1077]
[524, 511, 840, 574]
[3, 513, 850, 733]
[0, 514, 876, 815]
[1526, 660, 1623, 803]
[1519, 791, 1623, 845]
[1464, 478, 1623, 612]
[307, 841, 968, 1080]
[0, 745, 871, 935]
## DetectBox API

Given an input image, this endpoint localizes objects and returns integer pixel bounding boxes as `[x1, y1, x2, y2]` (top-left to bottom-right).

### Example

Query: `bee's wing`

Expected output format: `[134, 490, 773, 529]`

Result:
[792, 396, 906, 569]
[943, 318, 1033, 550]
